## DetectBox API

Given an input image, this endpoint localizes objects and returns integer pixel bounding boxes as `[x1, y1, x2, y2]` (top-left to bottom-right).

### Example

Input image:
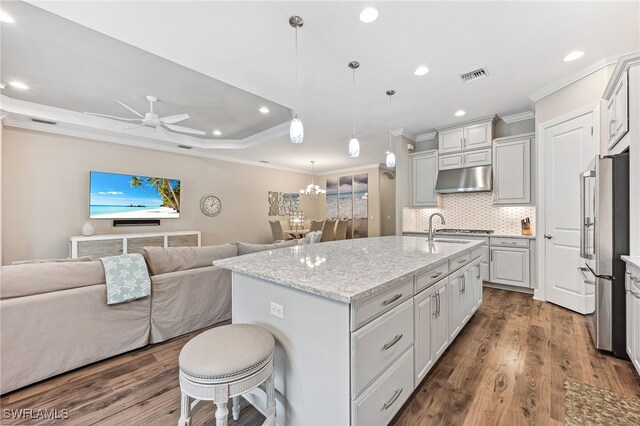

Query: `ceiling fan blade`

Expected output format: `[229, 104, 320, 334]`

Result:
[160, 113, 189, 124]
[116, 100, 144, 118]
[84, 112, 142, 122]
[121, 124, 145, 131]
[157, 125, 174, 138]
[163, 123, 206, 135]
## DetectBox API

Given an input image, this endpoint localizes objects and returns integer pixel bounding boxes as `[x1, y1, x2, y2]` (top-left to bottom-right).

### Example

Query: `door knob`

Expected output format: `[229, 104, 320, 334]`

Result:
[544, 234, 553, 239]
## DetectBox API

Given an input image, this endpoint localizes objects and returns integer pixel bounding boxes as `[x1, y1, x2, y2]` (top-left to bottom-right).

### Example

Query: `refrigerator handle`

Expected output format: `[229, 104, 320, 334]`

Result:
[579, 172, 586, 259]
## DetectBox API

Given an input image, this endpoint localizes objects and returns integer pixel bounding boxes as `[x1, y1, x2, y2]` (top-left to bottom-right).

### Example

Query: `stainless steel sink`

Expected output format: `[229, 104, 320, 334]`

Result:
[432, 239, 470, 244]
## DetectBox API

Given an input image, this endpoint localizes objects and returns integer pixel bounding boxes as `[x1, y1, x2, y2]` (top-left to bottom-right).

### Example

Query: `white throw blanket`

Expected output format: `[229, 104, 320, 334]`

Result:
[100, 253, 151, 305]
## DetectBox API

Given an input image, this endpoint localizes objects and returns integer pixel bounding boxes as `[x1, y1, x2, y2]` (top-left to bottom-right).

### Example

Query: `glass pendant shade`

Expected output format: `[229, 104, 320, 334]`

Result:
[290, 116, 304, 144]
[385, 151, 396, 168]
[349, 137, 360, 158]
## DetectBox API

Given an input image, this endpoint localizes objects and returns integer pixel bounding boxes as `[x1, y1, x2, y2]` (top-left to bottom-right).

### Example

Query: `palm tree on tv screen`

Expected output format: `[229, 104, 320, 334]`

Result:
[129, 176, 180, 213]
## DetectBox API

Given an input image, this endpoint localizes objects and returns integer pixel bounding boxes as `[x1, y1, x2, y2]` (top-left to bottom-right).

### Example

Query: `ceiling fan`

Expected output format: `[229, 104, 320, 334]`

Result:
[84, 95, 206, 136]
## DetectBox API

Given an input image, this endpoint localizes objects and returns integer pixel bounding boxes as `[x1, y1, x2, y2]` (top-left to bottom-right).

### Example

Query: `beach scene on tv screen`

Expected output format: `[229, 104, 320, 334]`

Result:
[90, 172, 180, 219]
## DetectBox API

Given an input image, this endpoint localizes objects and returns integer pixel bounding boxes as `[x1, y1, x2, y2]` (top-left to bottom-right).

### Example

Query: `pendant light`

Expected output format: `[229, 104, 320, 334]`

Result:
[299, 161, 326, 197]
[348, 61, 360, 158]
[289, 16, 304, 144]
[385, 90, 396, 168]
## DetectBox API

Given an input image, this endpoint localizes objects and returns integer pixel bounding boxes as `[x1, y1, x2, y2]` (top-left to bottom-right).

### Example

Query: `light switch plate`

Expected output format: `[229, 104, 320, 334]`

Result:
[270, 302, 284, 319]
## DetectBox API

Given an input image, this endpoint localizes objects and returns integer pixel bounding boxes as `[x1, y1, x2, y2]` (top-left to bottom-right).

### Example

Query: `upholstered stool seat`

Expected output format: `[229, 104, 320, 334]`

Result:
[178, 324, 276, 426]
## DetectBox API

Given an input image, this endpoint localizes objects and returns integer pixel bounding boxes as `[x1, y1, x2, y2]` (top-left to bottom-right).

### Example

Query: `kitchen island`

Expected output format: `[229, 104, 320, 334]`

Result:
[215, 236, 484, 425]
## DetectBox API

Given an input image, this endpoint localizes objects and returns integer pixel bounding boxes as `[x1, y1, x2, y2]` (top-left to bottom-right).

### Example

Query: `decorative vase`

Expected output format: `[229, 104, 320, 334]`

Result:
[82, 222, 94, 236]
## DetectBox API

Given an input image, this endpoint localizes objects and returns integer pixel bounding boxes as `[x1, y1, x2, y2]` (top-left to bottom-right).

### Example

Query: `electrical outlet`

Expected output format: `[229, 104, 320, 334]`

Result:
[270, 302, 284, 319]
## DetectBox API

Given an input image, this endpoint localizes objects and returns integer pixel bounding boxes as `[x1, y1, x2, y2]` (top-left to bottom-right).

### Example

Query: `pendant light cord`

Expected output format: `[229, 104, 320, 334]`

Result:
[295, 26, 299, 116]
[389, 94, 392, 151]
[352, 68, 356, 138]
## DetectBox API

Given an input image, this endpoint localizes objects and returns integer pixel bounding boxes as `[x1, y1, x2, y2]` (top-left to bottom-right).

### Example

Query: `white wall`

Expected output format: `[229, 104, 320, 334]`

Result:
[379, 169, 396, 236]
[1, 127, 320, 264]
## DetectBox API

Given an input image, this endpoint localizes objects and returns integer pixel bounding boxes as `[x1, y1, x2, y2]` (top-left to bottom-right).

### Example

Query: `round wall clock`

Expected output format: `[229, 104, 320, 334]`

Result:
[200, 194, 223, 217]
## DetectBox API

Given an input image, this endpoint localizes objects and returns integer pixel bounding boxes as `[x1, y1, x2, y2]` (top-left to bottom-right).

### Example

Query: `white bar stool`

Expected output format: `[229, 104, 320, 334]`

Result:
[178, 324, 276, 426]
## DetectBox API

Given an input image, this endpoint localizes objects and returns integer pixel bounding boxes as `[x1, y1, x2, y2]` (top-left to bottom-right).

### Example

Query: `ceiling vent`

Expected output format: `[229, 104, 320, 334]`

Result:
[177, 145, 193, 150]
[31, 118, 57, 125]
[460, 67, 489, 83]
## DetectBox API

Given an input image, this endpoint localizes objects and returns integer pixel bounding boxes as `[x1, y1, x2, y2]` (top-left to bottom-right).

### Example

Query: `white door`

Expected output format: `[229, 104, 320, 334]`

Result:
[411, 152, 438, 206]
[493, 138, 531, 204]
[439, 128, 464, 153]
[463, 148, 492, 167]
[438, 152, 464, 170]
[414, 288, 434, 382]
[434, 280, 449, 358]
[449, 272, 462, 340]
[544, 112, 597, 313]
[490, 247, 530, 288]
[464, 122, 492, 150]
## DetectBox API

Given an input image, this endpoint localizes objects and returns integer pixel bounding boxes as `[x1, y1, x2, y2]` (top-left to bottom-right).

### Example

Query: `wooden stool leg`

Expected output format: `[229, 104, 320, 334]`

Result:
[263, 372, 276, 426]
[232, 396, 240, 420]
[178, 391, 192, 426]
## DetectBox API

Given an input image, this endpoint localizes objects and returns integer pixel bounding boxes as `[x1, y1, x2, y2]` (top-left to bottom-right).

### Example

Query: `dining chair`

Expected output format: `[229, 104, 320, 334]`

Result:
[309, 220, 324, 232]
[269, 220, 285, 242]
[334, 219, 350, 241]
[320, 220, 337, 242]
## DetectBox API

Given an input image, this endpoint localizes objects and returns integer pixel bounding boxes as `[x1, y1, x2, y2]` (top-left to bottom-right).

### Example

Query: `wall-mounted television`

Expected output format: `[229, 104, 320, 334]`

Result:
[89, 171, 180, 219]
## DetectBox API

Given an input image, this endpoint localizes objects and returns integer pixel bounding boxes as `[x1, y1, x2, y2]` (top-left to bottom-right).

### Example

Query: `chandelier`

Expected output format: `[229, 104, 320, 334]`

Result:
[299, 161, 326, 197]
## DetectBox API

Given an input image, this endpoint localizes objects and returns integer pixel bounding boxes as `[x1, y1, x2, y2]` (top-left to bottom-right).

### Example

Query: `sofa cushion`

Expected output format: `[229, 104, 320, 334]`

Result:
[12, 256, 92, 265]
[1, 261, 106, 300]
[236, 239, 298, 256]
[143, 244, 239, 276]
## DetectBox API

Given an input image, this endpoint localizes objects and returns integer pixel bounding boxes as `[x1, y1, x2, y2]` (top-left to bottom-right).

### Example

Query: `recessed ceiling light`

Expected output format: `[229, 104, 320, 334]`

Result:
[212, 130, 222, 136]
[454, 110, 466, 117]
[563, 51, 584, 62]
[359, 7, 379, 23]
[0, 10, 15, 24]
[259, 107, 270, 114]
[414, 66, 429, 76]
[9, 81, 29, 90]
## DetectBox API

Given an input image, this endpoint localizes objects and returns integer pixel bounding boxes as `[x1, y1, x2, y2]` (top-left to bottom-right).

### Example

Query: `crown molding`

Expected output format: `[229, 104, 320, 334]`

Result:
[416, 131, 437, 142]
[500, 111, 534, 124]
[527, 54, 628, 103]
[0, 95, 289, 150]
[435, 114, 497, 132]
[603, 51, 640, 99]
[391, 128, 416, 142]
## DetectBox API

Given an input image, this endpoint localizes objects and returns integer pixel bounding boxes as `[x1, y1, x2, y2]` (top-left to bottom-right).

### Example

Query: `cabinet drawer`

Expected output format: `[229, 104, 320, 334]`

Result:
[464, 148, 492, 166]
[450, 252, 470, 272]
[351, 299, 414, 398]
[415, 262, 449, 293]
[439, 153, 464, 170]
[491, 237, 529, 248]
[351, 278, 413, 331]
[352, 347, 414, 426]
[470, 246, 484, 261]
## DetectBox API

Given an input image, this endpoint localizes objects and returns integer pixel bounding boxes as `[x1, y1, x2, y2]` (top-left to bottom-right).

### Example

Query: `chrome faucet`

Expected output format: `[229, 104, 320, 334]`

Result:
[428, 213, 445, 242]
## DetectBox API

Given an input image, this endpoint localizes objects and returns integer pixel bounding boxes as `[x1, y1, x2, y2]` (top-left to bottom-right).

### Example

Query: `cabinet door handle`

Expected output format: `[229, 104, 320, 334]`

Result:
[383, 388, 404, 410]
[436, 292, 440, 317]
[382, 293, 402, 305]
[382, 334, 403, 350]
[430, 272, 443, 279]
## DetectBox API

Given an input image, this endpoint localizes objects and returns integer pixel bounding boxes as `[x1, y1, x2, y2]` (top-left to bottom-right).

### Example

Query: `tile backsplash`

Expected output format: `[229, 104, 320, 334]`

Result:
[403, 193, 536, 235]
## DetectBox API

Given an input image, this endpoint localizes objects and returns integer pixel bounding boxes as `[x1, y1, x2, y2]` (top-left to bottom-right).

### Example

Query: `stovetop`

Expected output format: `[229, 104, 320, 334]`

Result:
[434, 228, 495, 235]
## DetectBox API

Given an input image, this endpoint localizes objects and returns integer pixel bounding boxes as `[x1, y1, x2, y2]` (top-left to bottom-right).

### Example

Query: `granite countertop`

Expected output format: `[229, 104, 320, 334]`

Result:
[403, 231, 536, 240]
[214, 236, 483, 303]
[622, 256, 640, 270]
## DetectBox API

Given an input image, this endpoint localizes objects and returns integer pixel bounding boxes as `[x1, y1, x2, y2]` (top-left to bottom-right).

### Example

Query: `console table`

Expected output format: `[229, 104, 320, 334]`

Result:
[69, 230, 201, 260]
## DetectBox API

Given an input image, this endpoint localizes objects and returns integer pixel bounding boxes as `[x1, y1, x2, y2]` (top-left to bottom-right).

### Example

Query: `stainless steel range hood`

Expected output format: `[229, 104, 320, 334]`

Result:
[435, 165, 492, 193]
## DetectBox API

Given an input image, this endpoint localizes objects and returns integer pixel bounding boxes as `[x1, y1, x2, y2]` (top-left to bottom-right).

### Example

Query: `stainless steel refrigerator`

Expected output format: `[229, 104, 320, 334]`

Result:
[579, 152, 629, 357]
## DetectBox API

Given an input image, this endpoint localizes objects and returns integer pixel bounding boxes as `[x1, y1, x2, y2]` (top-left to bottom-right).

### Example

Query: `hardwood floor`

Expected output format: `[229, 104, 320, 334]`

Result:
[1, 288, 639, 425]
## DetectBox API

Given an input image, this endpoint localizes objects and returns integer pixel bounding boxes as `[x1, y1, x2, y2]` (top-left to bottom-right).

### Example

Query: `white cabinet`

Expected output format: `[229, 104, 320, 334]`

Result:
[410, 150, 439, 207]
[490, 246, 530, 288]
[439, 148, 491, 171]
[463, 122, 492, 150]
[493, 134, 533, 205]
[469, 259, 483, 314]
[438, 128, 465, 154]
[438, 119, 493, 154]
[606, 72, 629, 150]
[626, 262, 640, 375]
[414, 277, 449, 384]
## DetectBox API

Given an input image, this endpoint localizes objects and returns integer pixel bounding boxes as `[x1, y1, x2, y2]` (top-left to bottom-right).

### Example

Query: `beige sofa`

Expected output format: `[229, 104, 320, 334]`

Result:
[0, 261, 151, 394]
[0, 239, 298, 394]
